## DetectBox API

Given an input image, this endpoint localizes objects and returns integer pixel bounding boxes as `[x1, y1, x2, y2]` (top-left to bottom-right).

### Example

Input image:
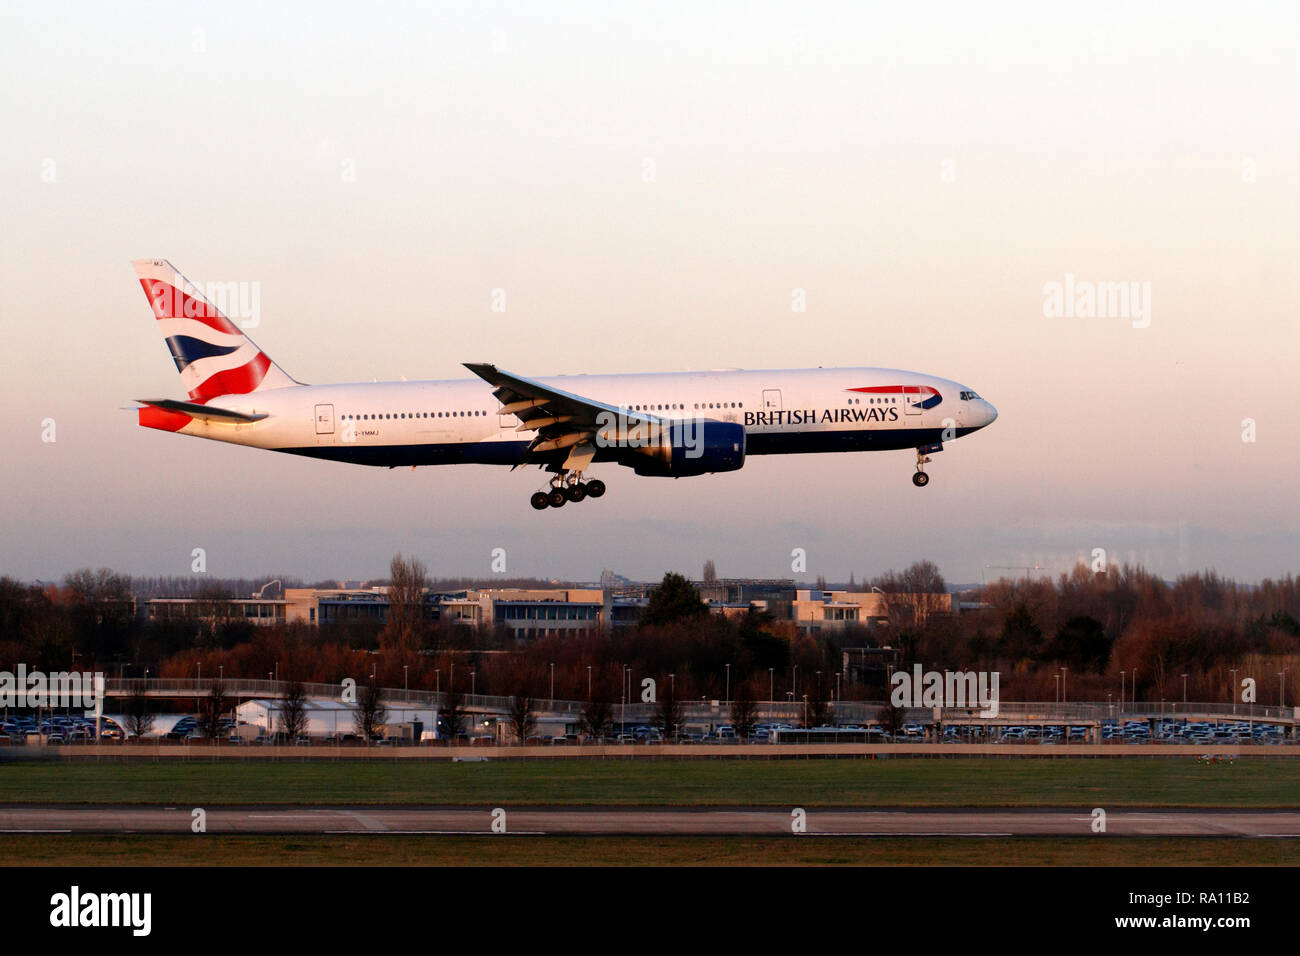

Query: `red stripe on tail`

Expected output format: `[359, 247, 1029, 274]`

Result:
[189, 351, 271, 401]
[139, 279, 243, 336]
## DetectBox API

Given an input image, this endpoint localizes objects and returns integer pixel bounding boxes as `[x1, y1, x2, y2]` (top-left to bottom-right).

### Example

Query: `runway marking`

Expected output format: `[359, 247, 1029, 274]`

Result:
[339, 811, 388, 832]
[0, 829, 71, 833]
[323, 830, 546, 835]
[809, 831, 1015, 837]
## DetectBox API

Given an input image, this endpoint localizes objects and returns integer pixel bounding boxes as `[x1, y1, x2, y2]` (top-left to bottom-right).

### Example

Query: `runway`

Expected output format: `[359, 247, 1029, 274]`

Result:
[2, 806, 1299, 836]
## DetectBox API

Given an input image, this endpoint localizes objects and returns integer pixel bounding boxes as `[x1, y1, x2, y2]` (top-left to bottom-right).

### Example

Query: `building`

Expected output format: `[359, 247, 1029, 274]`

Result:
[146, 580, 952, 640]
[236, 697, 440, 741]
[791, 589, 955, 634]
[442, 588, 607, 639]
[283, 587, 445, 626]
[146, 597, 288, 627]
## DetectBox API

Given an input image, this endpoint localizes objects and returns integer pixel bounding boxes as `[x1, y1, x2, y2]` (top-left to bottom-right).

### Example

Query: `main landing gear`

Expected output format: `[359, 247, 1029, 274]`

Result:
[912, 450, 932, 488]
[530, 473, 606, 509]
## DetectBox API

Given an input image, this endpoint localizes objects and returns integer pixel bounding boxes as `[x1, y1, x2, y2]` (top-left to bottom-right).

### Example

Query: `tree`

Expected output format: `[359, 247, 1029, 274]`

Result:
[354, 680, 387, 743]
[998, 602, 1044, 661]
[580, 699, 612, 740]
[197, 680, 229, 739]
[1044, 615, 1110, 672]
[439, 690, 466, 743]
[123, 686, 155, 741]
[63, 567, 136, 659]
[279, 679, 310, 741]
[508, 695, 537, 743]
[873, 561, 949, 628]
[730, 680, 759, 740]
[876, 700, 908, 739]
[641, 572, 708, 627]
[806, 676, 832, 727]
[382, 553, 428, 652]
[655, 683, 684, 741]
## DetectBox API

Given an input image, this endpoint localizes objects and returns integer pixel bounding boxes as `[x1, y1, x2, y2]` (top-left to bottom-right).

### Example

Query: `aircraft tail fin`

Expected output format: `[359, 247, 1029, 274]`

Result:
[131, 259, 299, 402]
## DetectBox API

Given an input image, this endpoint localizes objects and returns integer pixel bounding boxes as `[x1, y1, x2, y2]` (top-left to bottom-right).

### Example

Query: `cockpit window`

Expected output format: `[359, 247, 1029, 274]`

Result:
[959, 390, 981, 401]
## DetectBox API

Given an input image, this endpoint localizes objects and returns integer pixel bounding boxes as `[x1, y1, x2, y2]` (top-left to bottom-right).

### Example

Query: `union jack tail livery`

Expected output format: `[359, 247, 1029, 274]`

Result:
[133, 259, 297, 405]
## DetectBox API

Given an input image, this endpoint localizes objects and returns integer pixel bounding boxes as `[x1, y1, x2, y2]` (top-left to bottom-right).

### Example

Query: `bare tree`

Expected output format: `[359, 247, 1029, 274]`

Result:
[580, 699, 612, 741]
[655, 683, 684, 741]
[730, 681, 759, 740]
[279, 679, 310, 741]
[508, 695, 538, 743]
[382, 553, 428, 652]
[353, 680, 387, 743]
[876, 700, 908, 739]
[197, 680, 229, 739]
[123, 686, 155, 741]
[873, 561, 950, 628]
[439, 690, 466, 743]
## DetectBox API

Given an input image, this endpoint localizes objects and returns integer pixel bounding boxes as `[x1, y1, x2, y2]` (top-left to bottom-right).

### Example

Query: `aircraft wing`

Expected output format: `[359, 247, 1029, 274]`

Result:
[463, 362, 662, 471]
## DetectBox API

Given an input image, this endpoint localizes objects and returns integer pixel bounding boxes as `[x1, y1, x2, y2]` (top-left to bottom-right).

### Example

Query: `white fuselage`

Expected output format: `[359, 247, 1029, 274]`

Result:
[159, 366, 997, 469]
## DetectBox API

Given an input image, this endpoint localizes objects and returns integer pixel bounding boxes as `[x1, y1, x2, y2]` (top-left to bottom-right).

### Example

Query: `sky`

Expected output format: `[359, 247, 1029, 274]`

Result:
[1, 1, 1297, 587]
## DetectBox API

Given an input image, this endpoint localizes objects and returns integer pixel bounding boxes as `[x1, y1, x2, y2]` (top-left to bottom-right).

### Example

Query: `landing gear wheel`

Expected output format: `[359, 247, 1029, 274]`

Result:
[547, 489, 567, 508]
[565, 483, 587, 502]
[586, 479, 606, 498]
[912, 471, 930, 487]
[530, 492, 550, 510]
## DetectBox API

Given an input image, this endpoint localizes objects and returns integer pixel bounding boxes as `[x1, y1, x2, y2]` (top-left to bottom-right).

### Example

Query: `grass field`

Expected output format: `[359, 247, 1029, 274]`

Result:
[1, 757, 1297, 807]
[2, 833, 1296, 866]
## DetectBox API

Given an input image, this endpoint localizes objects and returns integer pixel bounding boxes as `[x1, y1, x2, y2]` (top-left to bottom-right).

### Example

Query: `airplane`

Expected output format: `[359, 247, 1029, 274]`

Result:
[129, 259, 998, 510]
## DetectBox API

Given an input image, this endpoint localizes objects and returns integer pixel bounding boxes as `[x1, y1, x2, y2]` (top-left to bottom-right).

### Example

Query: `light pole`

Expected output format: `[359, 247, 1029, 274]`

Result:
[1279, 670, 1286, 708]
[725, 664, 731, 706]
[587, 665, 592, 701]
[1054, 674, 1060, 704]
[435, 668, 440, 695]
[1120, 670, 1125, 712]
[550, 662, 555, 705]
[471, 669, 476, 697]
[1230, 668, 1238, 715]
[403, 665, 408, 691]
[769, 668, 774, 704]
[1061, 667, 1068, 704]
[1182, 673, 1187, 704]
[792, 665, 798, 699]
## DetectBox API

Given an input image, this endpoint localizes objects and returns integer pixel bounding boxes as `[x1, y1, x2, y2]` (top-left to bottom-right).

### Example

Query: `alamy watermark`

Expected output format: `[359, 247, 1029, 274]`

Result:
[0, 666, 105, 715]
[149, 272, 263, 329]
[1042, 273, 1151, 328]
[890, 666, 1000, 718]
[594, 410, 705, 458]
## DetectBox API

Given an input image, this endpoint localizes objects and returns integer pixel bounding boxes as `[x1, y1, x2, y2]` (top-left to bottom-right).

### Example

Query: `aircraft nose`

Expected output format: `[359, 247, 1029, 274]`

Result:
[981, 400, 998, 427]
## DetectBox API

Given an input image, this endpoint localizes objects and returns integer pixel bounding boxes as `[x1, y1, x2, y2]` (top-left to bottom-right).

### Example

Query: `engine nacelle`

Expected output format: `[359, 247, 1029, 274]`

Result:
[625, 420, 746, 477]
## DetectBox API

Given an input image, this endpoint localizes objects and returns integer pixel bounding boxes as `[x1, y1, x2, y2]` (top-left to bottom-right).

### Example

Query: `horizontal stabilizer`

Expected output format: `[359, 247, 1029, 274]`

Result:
[135, 399, 268, 424]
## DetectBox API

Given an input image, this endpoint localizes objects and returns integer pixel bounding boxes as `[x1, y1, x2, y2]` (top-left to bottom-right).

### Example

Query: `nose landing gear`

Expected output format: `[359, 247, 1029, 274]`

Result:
[913, 448, 933, 487]
[529, 473, 606, 509]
